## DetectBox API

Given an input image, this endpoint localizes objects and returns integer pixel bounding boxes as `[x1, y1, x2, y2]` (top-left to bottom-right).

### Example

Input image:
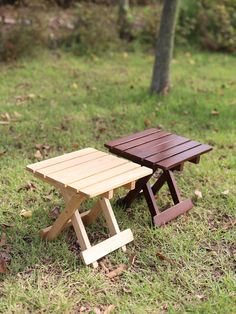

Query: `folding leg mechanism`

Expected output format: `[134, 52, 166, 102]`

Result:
[41, 188, 133, 267]
[118, 170, 193, 226]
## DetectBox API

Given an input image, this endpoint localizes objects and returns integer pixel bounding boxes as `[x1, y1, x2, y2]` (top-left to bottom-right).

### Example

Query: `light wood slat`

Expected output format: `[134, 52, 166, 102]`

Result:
[38, 151, 108, 176]
[105, 128, 159, 148]
[81, 229, 133, 265]
[27, 148, 97, 172]
[48, 155, 128, 185]
[80, 166, 153, 198]
[70, 162, 140, 192]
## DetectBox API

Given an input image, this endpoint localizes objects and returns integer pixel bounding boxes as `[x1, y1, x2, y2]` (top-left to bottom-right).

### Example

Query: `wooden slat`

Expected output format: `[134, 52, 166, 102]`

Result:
[81, 229, 133, 265]
[105, 128, 159, 148]
[70, 162, 141, 192]
[114, 131, 171, 151]
[27, 148, 96, 172]
[47, 155, 129, 185]
[158, 144, 212, 169]
[145, 141, 201, 165]
[126, 136, 189, 159]
[38, 151, 108, 176]
[154, 199, 193, 226]
[80, 166, 153, 198]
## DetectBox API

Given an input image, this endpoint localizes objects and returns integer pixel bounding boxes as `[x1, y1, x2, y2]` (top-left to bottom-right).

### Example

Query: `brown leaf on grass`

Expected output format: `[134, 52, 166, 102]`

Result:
[34, 150, 43, 160]
[106, 264, 128, 279]
[221, 190, 229, 196]
[0, 150, 6, 157]
[72, 143, 80, 149]
[1, 112, 11, 121]
[18, 182, 37, 192]
[222, 220, 236, 231]
[99, 261, 110, 273]
[194, 189, 202, 199]
[0, 232, 7, 246]
[0, 257, 7, 274]
[156, 251, 176, 265]
[1, 223, 14, 228]
[94, 307, 101, 314]
[128, 253, 136, 266]
[20, 209, 32, 218]
[49, 206, 61, 218]
[211, 109, 220, 116]
[195, 294, 206, 300]
[104, 304, 115, 314]
[144, 119, 151, 127]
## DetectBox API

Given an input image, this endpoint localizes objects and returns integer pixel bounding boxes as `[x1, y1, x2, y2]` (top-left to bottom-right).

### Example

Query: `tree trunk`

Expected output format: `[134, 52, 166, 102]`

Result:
[118, 0, 131, 40]
[150, 0, 180, 94]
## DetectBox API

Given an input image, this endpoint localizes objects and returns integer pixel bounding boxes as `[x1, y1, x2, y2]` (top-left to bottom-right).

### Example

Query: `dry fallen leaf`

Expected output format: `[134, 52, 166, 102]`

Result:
[128, 253, 136, 266]
[194, 189, 202, 199]
[0, 232, 7, 246]
[28, 93, 36, 99]
[1, 112, 11, 121]
[106, 264, 128, 279]
[222, 190, 229, 195]
[0, 257, 7, 274]
[156, 251, 176, 265]
[195, 294, 206, 300]
[34, 150, 43, 160]
[0, 151, 6, 157]
[211, 109, 220, 116]
[222, 220, 236, 230]
[49, 206, 61, 218]
[20, 209, 32, 218]
[144, 119, 151, 127]
[104, 304, 115, 314]
[18, 182, 37, 192]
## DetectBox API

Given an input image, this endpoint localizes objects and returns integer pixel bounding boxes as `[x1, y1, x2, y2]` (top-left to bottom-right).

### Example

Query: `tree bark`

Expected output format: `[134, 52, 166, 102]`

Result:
[118, 0, 131, 40]
[150, 0, 180, 94]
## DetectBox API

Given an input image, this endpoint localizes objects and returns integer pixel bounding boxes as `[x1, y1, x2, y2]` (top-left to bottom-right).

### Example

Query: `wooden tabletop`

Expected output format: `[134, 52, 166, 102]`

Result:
[105, 128, 212, 170]
[27, 148, 152, 198]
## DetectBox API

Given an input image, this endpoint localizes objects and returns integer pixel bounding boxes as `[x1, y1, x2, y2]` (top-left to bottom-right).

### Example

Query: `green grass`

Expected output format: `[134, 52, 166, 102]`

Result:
[0, 49, 236, 313]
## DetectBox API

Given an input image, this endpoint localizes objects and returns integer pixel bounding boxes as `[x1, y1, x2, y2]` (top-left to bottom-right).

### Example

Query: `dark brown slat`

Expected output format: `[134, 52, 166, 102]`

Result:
[105, 128, 159, 148]
[146, 141, 201, 165]
[115, 131, 171, 151]
[126, 136, 189, 159]
[124, 134, 177, 155]
[158, 144, 212, 169]
[154, 199, 193, 226]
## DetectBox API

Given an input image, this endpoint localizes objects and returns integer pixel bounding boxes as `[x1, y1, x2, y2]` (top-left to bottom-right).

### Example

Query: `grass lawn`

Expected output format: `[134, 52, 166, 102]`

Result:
[0, 49, 235, 313]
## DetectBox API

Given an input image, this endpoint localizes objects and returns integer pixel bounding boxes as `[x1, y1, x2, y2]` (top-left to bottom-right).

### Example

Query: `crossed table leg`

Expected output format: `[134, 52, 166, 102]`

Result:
[41, 188, 133, 267]
[118, 170, 193, 226]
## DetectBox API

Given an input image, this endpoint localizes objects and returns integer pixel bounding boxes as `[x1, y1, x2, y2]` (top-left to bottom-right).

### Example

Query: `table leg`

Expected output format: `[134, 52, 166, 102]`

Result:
[165, 170, 182, 204]
[116, 174, 152, 208]
[143, 182, 160, 220]
[41, 194, 84, 240]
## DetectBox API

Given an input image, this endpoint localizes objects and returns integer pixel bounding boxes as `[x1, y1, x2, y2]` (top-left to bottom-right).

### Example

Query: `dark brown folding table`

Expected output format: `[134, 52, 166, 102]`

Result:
[105, 128, 212, 226]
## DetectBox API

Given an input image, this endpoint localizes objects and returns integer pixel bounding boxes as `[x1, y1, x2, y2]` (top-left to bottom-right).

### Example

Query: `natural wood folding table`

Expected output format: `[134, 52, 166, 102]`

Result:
[26, 148, 152, 267]
[105, 128, 212, 226]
